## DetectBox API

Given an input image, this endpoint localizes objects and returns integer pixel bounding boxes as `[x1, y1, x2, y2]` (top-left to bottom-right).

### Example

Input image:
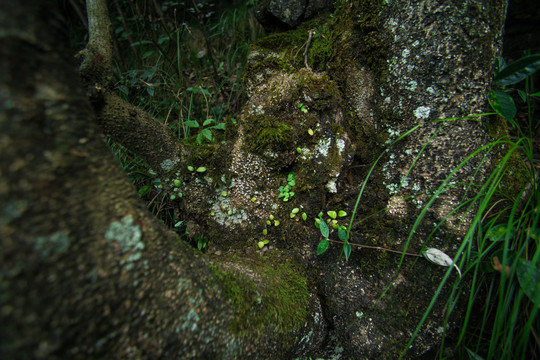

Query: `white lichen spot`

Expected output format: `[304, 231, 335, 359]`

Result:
[405, 80, 417, 91]
[105, 215, 144, 254]
[315, 138, 332, 158]
[387, 195, 408, 217]
[400, 175, 409, 188]
[413, 106, 431, 119]
[336, 139, 346, 155]
[182, 308, 200, 332]
[160, 158, 177, 172]
[401, 48, 410, 58]
[326, 178, 338, 193]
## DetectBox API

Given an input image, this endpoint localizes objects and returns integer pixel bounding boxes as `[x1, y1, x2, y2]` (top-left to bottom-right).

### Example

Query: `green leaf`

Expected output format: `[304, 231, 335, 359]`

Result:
[138, 185, 151, 197]
[530, 91, 540, 97]
[173, 179, 181, 187]
[314, 218, 321, 229]
[488, 89, 517, 122]
[201, 128, 213, 141]
[527, 227, 540, 241]
[516, 258, 540, 307]
[517, 89, 527, 102]
[196, 166, 207, 173]
[211, 122, 226, 130]
[146, 86, 155, 97]
[203, 118, 214, 127]
[196, 133, 203, 145]
[319, 219, 329, 238]
[494, 54, 540, 86]
[338, 226, 348, 242]
[465, 348, 485, 360]
[338, 210, 347, 217]
[302, 212, 307, 221]
[184, 120, 200, 128]
[343, 243, 352, 261]
[327, 211, 337, 219]
[486, 224, 514, 242]
[317, 239, 329, 255]
[142, 50, 155, 60]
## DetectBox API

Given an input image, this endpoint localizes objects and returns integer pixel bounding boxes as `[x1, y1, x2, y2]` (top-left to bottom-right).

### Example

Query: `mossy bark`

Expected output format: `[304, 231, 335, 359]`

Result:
[0, 1, 323, 359]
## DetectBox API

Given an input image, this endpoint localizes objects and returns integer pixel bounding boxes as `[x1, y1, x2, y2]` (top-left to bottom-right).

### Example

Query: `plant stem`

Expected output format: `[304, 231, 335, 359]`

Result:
[326, 238, 423, 257]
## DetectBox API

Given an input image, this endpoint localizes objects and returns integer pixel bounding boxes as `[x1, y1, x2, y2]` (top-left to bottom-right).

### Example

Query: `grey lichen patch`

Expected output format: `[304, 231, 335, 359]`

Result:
[105, 215, 144, 269]
[33, 230, 70, 258]
[1, 199, 28, 225]
[160, 158, 178, 172]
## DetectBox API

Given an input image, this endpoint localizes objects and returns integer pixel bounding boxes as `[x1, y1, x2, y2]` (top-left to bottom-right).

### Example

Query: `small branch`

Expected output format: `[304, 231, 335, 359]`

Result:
[304, 30, 315, 71]
[327, 238, 423, 257]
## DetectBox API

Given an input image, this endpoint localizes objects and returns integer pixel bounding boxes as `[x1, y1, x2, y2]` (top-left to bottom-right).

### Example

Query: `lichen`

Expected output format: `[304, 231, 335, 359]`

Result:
[160, 158, 177, 172]
[33, 230, 70, 258]
[105, 215, 144, 269]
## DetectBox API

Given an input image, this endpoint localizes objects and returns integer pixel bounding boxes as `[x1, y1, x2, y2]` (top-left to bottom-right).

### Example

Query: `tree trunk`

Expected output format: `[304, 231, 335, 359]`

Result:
[0, 1, 324, 359]
[0, 0, 508, 359]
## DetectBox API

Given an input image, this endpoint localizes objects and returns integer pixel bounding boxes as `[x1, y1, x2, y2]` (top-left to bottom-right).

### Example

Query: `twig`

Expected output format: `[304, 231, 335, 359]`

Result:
[304, 30, 315, 71]
[326, 238, 423, 257]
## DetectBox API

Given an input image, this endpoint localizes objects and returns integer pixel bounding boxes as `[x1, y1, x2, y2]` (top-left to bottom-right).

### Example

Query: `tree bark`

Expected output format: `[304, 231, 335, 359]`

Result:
[0, 1, 324, 359]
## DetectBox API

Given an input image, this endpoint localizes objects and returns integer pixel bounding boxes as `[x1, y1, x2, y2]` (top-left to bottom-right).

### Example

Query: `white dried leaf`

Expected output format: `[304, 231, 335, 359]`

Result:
[423, 248, 462, 278]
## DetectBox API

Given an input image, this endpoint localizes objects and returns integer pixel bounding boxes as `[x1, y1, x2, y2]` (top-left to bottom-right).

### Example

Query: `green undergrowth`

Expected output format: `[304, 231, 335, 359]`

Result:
[208, 252, 309, 343]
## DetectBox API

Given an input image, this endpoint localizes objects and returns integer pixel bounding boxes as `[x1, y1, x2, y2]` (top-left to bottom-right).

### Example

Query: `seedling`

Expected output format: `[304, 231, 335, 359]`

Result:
[278, 172, 295, 202]
[258, 239, 270, 249]
[184, 117, 226, 145]
[297, 102, 308, 113]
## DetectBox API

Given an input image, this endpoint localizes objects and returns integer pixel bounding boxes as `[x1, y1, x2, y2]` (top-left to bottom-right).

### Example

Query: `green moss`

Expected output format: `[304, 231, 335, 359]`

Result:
[208, 252, 309, 344]
[251, 15, 335, 73]
[246, 116, 294, 153]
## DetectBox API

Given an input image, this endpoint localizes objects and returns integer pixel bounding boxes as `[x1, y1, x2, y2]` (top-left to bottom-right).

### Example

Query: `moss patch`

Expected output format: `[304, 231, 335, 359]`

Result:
[208, 252, 309, 345]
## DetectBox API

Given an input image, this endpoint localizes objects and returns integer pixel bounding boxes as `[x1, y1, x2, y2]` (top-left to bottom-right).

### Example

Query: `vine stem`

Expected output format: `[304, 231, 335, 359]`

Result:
[326, 238, 423, 258]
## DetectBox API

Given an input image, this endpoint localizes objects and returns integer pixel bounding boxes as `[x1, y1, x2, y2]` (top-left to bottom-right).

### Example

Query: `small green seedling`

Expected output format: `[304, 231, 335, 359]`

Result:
[187, 166, 195, 172]
[174, 179, 181, 187]
[258, 239, 270, 249]
[184, 117, 226, 145]
[297, 103, 308, 113]
[278, 172, 296, 202]
[196, 166, 206, 173]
